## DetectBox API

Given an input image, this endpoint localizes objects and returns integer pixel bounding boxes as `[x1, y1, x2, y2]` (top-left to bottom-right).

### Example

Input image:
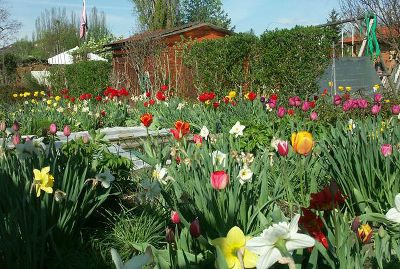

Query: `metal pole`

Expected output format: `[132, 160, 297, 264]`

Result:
[333, 42, 336, 96]
[341, 29, 344, 57]
[352, 24, 354, 57]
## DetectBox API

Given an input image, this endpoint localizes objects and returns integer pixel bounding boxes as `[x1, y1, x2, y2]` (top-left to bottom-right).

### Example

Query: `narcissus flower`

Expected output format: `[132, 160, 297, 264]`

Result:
[237, 167, 253, 185]
[211, 170, 229, 190]
[229, 121, 245, 137]
[140, 113, 153, 127]
[386, 193, 400, 223]
[212, 226, 258, 269]
[212, 150, 227, 167]
[33, 166, 54, 197]
[246, 214, 315, 269]
[291, 131, 313, 156]
[95, 169, 115, 188]
[200, 126, 209, 140]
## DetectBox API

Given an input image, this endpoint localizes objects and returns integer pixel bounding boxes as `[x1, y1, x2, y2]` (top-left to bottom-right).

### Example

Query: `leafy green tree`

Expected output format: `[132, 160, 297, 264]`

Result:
[130, 0, 181, 31]
[327, 9, 341, 43]
[181, 0, 232, 29]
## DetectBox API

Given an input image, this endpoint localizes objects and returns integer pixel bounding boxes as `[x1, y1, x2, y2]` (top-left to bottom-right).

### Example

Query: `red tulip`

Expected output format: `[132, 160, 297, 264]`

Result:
[309, 101, 315, 108]
[149, 99, 156, 105]
[170, 210, 180, 224]
[144, 102, 149, 107]
[156, 91, 166, 101]
[288, 109, 294, 115]
[277, 107, 286, 118]
[392, 105, 400, 115]
[96, 96, 102, 101]
[190, 219, 201, 238]
[101, 111, 106, 116]
[211, 171, 229, 190]
[85, 93, 92, 99]
[70, 97, 76, 102]
[161, 85, 168, 91]
[49, 123, 57, 135]
[248, 92, 257, 101]
[140, 113, 153, 127]
[213, 102, 220, 108]
[146, 92, 151, 98]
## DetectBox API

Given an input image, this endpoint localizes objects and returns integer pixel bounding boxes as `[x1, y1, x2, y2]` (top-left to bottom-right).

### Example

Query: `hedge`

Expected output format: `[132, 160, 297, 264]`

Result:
[48, 60, 111, 96]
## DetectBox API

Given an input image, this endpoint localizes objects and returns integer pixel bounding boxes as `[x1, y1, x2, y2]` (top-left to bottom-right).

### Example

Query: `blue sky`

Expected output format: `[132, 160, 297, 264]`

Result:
[10, 0, 340, 40]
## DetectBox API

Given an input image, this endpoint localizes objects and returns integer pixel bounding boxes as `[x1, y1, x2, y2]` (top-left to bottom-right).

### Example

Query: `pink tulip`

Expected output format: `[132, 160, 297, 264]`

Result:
[193, 134, 202, 147]
[12, 133, 20, 145]
[342, 101, 351, 111]
[49, 123, 57, 135]
[12, 121, 20, 132]
[83, 134, 89, 144]
[301, 101, 310, 111]
[277, 140, 289, 156]
[0, 121, 5, 132]
[350, 100, 359, 109]
[310, 112, 318, 121]
[269, 99, 277, 108]
[171, 210, 180, 224]
[210, 171, 229, 190]
[63, 125, 71, 137]
[289, 96, 301, 107]
[381, 144, 393, 157]
[371, 104, 381, 115]
[392, 105, 400, 115]
[358, 99, 368, 109]
[277, 107, 286, 118]
[333, 95, 341, 105]
[189, 219, 201, 238]
[374, 93, 382, 103]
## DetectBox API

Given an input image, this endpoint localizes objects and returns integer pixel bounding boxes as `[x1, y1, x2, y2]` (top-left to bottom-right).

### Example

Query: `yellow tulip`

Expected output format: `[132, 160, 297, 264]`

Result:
[328, 81, 333, 87]
[34, 91, 39, 97]
[229, 91, 236, 99]
[55, 96, 61, 101]
[33, 167, 54, 197]
[291, 131, 313, 156]
[47, 100, 52, 105]
[338, 86, 344, 91]
[53, 103, 58, 107]
[205, 100, 210, 105]
[13, 94, 18, 98]
[40, 91, 45, 95]
[346, 86, 351, 92]
[19, 93, 23, 97]
[212, 226, 258, 269]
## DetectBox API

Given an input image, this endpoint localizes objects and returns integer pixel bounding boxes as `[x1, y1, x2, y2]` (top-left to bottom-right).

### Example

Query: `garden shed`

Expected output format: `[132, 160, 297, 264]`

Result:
[105, 22, 232, 96]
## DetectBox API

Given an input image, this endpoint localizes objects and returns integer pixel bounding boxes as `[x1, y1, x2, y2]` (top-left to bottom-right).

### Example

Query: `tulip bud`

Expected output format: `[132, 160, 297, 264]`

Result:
[351, 216, 360, 232]
[210, 171, 229, 190]
[12, 133, 20, 145]
[170, 210, 180, 224]
[371, 104, 381, 115]
[49, 123, 57, 135]
[259, 97, 266, 103]
[63, 125, 71, 137]
[12, 121, 20, 132]
[165, 228, 175, 243]
[381, 144, 393, 157]
[374, 93, 382, 103]
[190, 219, 201, 238]
[0, 121, 5, 132]
[277, 140, 289, 156]
[193, 134, 203, 147]
[392, 105, 400, 115]
[310, 112, 318, 121]
[83, 133, 89, 144]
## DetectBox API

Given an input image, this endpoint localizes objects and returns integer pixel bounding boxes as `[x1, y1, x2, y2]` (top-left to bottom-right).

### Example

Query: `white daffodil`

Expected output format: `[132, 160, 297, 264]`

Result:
[348, 119, 356, 133]
[230, 121, 245, 137]
[246, 214, 315, 269]
[270, 137, 280, 151]
[240, 152, 254, 165]
[153, 164, 168, 184]
[386, 193, 400, 223]
[200, 126, 209, 140]
[177, 103, 185, 110]
[212, 150, 227, 168]
[265, 104, 272, 112]
[95, 169, 115, 188]
[237, 166, 253, 185]
[373, 84, 380, 92]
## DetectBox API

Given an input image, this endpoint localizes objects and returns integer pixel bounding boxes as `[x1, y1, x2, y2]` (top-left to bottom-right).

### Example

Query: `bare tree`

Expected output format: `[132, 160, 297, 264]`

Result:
[340, 0, 400, 54]
[0, 0, 21, 45]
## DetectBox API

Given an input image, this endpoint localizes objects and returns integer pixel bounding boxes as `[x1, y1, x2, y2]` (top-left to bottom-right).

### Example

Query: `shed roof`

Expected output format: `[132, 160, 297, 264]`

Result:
[105, 21, 232, 47]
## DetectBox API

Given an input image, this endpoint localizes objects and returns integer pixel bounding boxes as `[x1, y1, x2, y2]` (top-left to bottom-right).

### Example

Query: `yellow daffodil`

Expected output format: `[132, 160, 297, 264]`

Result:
[338, 86, 344, 91]
[205, 100, 211, 105]
[328, 81, 333, 87]
[385, 99, 390, 103]
[291, 131, 313, 156]
[19, 93, 23, 97]
[346, 86, 351, 92]
[34, 91, 39, 97]
[40, 91, 45, 95]
[47, 100, 52, 105]
[244, 93, 249, 99]
[13, 93, 18, 98]
[212, 226, 258, 269]
[55, 96, 61, 101]
[31, 99, 35, 103]
[229, 91, 237, 99]
[33, 167, 54, 197]
[53, 102, 58, 107]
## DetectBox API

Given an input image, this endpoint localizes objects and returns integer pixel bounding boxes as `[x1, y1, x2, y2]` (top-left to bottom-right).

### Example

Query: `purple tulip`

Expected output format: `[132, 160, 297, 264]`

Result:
[392, 105, 400, 115]
[259, 97, 266, 103]
[277, 107, 286, 118]
[310, 112, 318, 121]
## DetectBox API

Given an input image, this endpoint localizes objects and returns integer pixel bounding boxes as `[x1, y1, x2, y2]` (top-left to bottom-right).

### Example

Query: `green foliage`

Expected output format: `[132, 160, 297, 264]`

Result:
[253, 26, 336, 97]
[48, 61, 111, 96]
[181, 0, 232, 29]
[21, 73, 46, 92]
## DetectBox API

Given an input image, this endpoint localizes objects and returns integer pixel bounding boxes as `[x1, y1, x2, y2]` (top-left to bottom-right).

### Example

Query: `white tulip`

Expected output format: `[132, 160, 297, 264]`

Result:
[386, 193, 400, 223]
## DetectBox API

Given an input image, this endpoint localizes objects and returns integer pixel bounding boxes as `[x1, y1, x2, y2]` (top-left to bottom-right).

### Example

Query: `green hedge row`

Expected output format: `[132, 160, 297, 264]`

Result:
[182, 26, 336, 97]
[48, 60, 112, 96]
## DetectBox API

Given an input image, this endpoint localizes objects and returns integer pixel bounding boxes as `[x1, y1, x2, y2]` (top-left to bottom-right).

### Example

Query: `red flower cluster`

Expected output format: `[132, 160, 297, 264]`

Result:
[161, 85, 168, 91]
[270, 94, 278, 100]
[60, 90, 68, 95]
[156, 91, 166, 101]
[104, 87, 129, 99]
[80, 93, 92, 100]
[308, 187, 347, 211]
[198, 92, 215, 102]
[299, 208, 328, 250]
[170, 120, 190, 140]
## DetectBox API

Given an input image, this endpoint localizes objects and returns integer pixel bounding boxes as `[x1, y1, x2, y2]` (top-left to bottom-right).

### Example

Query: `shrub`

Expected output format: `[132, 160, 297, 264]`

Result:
[48, 60, 111, 96]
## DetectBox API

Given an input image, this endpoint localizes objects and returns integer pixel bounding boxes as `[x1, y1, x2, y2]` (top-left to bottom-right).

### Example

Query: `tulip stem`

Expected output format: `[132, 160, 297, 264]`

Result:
[299, 157, 304, 203]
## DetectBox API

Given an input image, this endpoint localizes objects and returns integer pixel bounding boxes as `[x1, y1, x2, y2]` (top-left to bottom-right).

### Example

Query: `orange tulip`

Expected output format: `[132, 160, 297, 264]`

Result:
[291, 131, 313, 156]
